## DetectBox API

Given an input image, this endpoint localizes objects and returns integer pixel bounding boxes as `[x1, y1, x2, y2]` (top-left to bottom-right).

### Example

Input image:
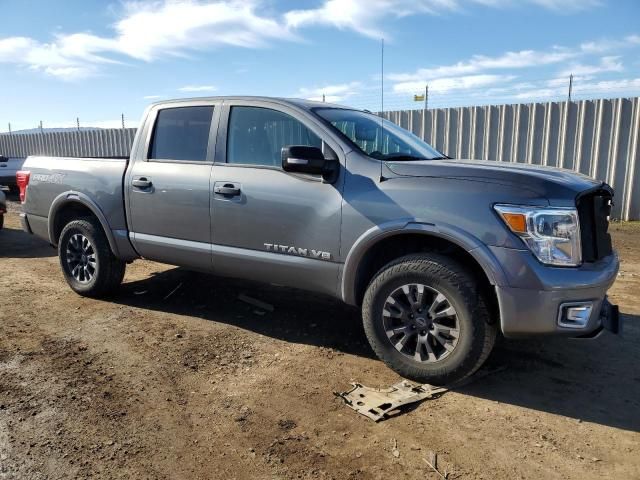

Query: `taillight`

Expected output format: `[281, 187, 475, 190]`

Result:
[16, 170, 30, 203]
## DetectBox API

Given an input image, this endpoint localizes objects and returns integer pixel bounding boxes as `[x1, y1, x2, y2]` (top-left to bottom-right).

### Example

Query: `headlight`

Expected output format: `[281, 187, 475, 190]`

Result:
[494, 205, 582, 266]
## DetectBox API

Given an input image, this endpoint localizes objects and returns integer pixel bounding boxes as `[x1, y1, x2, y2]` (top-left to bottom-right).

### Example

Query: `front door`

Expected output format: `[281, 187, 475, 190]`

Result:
[210, 102, 344, 296]
[127, 103, 218, 270]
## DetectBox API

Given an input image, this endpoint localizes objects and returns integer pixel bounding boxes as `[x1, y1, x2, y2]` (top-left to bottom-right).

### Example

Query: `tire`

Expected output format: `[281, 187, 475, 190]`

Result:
[362, 253, 497, 385]
[58, 217, 126, 297]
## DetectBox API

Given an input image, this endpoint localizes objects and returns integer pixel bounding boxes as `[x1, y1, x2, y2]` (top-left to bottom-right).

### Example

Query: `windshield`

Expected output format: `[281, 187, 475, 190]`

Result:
[313, 108, 445, 161]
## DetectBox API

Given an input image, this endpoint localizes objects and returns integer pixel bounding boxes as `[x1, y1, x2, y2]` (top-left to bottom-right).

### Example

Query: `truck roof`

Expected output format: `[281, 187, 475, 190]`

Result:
[149, 96, 356, 111]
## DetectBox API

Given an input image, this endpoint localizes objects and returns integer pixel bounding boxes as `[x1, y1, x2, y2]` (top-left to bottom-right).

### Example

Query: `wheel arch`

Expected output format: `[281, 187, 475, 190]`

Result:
[341, 222, 508, 310]
[48, 192, 120, 256]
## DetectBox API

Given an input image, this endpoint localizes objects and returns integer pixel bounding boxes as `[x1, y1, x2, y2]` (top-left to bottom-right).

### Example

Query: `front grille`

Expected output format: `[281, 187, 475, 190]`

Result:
[577, 188, 613, 263]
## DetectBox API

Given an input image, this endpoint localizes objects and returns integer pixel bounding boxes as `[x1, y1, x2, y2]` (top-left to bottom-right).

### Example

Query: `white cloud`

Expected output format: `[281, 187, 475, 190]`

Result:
[0, 35, 101, 79]
[388, 48, 576, 83]
[387, 35, 639, 100]
[0, 0, 628, 83]
[573, 77, 640, 94]
[143, 95, 163, 100]
[285, 0, 602, 39]
[545, 75, 590, 88]
[0, 0, 295, 80]
[473, 0, 601, 7]
[178, 85, 218, 92]
[580, 34, 640, 54]
[393, 74, 515, 94]
[285, 0, 460, 39]
[527, 0, 601, 11]
[0, 37, 34, 61]
[111, 0, 295, 61]
[296, 81, 362, 102]
[558, 56, 623, 77]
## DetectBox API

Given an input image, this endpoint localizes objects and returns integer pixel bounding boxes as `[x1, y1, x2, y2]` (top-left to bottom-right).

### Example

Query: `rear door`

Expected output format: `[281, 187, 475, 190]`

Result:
[127, 101, 220, 270]
[210, 101, 345, 296]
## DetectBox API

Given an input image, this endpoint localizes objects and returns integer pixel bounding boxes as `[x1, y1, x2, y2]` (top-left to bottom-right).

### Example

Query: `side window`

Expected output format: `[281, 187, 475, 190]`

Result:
[149, 106, 214, 161]
[227, 106, 321, 167]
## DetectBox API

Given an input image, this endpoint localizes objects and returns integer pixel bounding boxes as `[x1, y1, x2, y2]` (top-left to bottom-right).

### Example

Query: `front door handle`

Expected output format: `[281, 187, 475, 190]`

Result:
[132, 177, 152, 189]
[214, 183, 241, 197]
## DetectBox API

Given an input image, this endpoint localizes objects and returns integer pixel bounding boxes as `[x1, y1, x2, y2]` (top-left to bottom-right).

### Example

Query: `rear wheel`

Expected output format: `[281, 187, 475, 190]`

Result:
[58, 218, 125, 297]
[362, 253, 497, 385]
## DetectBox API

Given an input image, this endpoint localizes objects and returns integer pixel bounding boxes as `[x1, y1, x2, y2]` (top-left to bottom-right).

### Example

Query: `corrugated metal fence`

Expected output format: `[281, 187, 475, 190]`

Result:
[0, 128, 136, 158]
[1, 97, 638, 219]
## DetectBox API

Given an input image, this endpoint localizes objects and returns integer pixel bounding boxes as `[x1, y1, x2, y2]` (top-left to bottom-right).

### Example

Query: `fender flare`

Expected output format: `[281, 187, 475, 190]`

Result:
[48, 191, 120, 256]
[340, 220, 509, 305]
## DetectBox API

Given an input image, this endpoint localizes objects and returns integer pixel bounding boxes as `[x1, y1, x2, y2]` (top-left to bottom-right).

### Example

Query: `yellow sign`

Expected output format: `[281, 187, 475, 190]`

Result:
[414, 94, 425, 101]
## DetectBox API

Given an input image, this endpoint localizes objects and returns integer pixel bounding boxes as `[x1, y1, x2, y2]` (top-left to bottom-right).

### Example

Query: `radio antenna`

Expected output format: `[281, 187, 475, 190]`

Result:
[380, 37, 385, 182]
[381, 37, 384, 121]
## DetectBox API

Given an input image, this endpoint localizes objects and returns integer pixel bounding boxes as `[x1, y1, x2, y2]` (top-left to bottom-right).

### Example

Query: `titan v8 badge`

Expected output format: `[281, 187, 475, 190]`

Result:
[264, 243, 331, 260]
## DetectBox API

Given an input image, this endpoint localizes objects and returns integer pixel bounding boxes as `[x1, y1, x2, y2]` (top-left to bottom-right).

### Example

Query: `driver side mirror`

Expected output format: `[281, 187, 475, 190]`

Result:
[281, 145, 327, 175]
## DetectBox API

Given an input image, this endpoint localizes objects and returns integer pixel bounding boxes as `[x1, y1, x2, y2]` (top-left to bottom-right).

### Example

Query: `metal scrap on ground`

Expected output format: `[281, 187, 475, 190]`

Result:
[163, 282, 183, 300]
[336, 367, 507, 422]
[334, 381, 448, 422]
[238, 293, 275, 312]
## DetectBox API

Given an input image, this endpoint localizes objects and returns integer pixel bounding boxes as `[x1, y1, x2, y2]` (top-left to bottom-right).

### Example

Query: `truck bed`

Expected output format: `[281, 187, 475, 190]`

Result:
[21, 156, 129, 245]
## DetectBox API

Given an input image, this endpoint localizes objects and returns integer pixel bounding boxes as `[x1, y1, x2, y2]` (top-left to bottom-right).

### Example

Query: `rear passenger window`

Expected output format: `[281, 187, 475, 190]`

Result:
[227, 106, 321, 167]
[150, 106, 213, 161]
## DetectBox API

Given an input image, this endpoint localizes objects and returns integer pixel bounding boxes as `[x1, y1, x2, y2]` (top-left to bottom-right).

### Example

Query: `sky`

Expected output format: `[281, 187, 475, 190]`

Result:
[0, 0, 639, 132]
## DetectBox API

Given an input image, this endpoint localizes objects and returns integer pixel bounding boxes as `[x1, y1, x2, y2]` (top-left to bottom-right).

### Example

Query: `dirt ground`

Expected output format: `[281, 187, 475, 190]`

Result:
[1, 193, 638, 480]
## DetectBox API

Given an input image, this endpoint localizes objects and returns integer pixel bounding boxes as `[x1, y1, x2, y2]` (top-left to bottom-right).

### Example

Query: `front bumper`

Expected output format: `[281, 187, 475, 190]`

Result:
[491, 246, 620, 337]
[581, 297, 620, 338]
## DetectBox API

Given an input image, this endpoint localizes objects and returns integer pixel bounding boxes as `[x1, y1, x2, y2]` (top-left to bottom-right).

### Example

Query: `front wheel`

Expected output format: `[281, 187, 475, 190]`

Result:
[58, 218, 126, 297]
[362, 254, 497, 385]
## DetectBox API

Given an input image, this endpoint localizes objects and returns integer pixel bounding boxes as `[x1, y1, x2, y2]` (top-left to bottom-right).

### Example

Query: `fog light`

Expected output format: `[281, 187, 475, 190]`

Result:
[558, 302, 593, 328]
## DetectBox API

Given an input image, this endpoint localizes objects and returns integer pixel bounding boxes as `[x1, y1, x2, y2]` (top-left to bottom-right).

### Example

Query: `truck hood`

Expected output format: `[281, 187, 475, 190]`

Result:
[386, 159, 603, 204]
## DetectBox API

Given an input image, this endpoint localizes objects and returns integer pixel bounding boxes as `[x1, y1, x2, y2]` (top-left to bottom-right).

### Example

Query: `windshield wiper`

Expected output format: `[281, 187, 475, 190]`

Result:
[382, 154, 430, 161]
[430, 156, 451, 160]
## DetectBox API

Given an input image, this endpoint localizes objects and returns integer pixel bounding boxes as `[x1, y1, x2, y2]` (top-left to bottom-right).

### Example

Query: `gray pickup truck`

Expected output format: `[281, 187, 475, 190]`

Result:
[18, 96, 620, 384]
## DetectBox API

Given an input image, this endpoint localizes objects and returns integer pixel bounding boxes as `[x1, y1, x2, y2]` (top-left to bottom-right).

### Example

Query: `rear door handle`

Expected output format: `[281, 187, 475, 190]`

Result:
[214, 183, 241, 197]
[132, 177, 152, 189]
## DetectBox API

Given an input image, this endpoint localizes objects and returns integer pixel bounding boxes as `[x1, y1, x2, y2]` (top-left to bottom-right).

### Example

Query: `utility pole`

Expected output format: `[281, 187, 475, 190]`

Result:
[322, 93, 325, 102]
[424, 85, 429, 111]
[8, 123, 11, 135]
[39, 120, 43, 132]
[77, 117, 80, 131]
[568, 74, 573, 103]
[121, 113, 125, 129]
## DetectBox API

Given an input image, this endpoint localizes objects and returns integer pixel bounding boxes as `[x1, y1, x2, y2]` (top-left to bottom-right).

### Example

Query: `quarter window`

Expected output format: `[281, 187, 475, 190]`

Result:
[227, 106, 321, 167]
[149, 106, 214, 161]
